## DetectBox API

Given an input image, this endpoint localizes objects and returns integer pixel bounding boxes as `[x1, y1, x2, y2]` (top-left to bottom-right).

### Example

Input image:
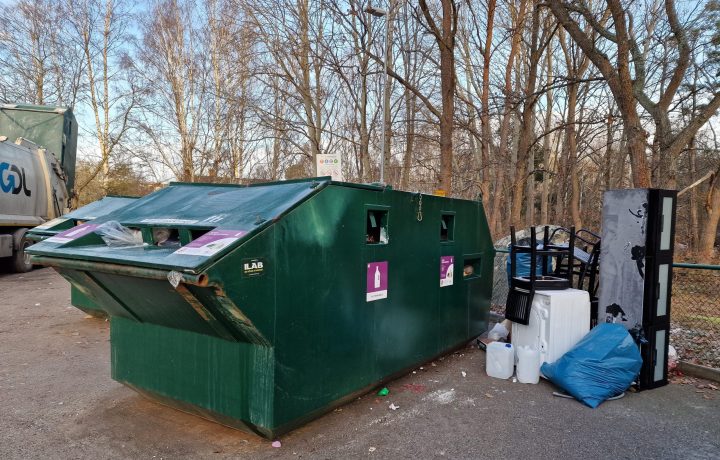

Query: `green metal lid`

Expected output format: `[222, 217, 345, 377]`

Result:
[64, 196, 138, 220]
[28, 178, 330, 272]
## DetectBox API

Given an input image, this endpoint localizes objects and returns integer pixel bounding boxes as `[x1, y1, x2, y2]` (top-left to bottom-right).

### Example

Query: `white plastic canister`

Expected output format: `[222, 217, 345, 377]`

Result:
[486, 342, 514, 379]
[516, 346, 541, 384]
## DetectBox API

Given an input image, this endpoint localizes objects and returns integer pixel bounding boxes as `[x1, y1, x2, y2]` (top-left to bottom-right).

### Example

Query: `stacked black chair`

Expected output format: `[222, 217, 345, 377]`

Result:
[505, 226, 573, 325]
[547, 227, 601, 326]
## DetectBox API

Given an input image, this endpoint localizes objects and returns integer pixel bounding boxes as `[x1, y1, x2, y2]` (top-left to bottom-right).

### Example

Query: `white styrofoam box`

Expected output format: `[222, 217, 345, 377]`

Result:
[511, 289, 590, 366]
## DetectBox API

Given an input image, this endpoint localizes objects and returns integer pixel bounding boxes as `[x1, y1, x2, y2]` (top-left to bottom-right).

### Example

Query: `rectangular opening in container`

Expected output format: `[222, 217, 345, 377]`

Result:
[366, 210, 388, 244]
[463, 256, 482, 280]
[441, 214, 455, 241]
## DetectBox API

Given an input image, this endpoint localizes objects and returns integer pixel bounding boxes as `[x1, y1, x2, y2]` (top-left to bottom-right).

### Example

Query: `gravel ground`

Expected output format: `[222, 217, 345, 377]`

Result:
[1, 268, 719, 459]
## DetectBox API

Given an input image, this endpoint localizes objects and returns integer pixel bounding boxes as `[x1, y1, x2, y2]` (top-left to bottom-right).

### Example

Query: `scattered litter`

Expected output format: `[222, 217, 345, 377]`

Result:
[426, 389, 456, 404]
[71, 332, 80, 336]
[58, 401, 63, 405]
[484, 393, 493, 398]
[377, 387, 389, 397]
[431, 363, 437, 367]
[34, 303, 40, 306]
[512, 377, 517, 383]
[271, 441, 281, 448]
[388, 403, 399, 410]
[412, 371, 417, 374]
[420, 367, 424, 370]
[369, 447, 376, 452]
[488, 321, 510, 341]
[461, 371, 467, 377]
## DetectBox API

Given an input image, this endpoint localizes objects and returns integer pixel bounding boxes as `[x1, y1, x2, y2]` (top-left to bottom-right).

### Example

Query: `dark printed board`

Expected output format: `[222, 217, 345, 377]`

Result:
[598, 189, 648, 336]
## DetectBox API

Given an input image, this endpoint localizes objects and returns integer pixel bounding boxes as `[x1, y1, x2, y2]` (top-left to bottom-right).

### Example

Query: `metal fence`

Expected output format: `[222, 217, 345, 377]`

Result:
[491, 251, 720, 370]
[670, 264, 720, 369]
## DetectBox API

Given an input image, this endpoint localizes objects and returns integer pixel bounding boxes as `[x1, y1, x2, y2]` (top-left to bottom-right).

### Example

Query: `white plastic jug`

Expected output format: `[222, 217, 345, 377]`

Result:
[486, 342, 514, 379]
[516, 346, 541, 384]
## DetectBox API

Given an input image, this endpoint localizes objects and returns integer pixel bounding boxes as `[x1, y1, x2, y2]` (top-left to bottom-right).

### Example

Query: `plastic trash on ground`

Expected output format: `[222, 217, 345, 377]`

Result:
[488, 321, 510, 341]
[540, 323, 642, 408]
[516, 346, 540, 384]
[486, 342, 514, 379]
[668, 345, 678, 372]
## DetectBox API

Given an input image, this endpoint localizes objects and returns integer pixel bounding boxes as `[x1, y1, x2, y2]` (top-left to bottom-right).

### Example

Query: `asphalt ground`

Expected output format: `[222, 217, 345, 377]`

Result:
[1, 268, 718, 459]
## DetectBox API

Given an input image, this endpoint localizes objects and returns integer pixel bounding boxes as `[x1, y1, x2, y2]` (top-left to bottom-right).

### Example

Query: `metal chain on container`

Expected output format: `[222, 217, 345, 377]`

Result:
[416, 193, 423, 222]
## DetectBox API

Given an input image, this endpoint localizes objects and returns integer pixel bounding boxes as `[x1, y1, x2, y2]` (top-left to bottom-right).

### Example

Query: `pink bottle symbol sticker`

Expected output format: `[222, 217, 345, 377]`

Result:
[367, 261, 388, 302]
[440, 256, 454, 287]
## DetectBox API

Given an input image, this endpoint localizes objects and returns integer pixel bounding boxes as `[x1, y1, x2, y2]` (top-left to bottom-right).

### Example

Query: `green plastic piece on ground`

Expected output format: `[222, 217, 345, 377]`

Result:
[377, 387, 389, 397]
[27, 177, 495, 438]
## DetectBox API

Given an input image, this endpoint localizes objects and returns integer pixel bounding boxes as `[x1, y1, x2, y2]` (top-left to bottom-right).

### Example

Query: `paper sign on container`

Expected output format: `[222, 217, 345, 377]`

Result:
[440, 255, 454, 287]
[46, 223, 100, 244]
[367, 261, 388, 302]
[174, 229, 247, 257]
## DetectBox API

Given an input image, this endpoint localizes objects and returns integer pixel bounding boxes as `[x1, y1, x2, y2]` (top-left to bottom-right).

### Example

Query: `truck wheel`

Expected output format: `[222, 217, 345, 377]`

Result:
[12, 235, 33, 273]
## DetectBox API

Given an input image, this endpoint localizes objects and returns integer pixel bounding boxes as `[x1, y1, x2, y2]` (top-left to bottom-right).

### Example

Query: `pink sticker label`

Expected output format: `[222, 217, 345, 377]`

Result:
[440, 256, 454, 287]
[174, 229, 247, 257]
[46, 223, 100, 244]
[367, 261, 388, 302]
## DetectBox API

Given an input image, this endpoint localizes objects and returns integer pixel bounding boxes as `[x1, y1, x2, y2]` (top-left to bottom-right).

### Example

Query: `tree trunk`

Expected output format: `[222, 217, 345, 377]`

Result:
[298, 0, 321, 173]
[437, 0, 456, 194]
[417, 0, 456, 194]
[698, 166, 720, 263]
[492, 0, 527, 235]
[479, 0, 496, 210]
[510, 3, 542, 227]
[688, 137, 699, 251]
[400, 90, 415, 190]
[540, 47, 553, 224]
[382, 0, 396, 183]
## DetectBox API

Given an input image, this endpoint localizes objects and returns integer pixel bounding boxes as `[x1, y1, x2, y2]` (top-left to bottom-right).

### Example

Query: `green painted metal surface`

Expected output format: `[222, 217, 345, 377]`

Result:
[28, 196, 138, 241]
[29, 196, 138, 317]
[0, 103, 77, 191]
[28, 178, 495, 437]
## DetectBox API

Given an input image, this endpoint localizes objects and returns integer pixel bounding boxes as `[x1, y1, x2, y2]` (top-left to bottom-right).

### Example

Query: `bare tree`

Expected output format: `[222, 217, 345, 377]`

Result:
[68, 0, 137, 198]
[547, 0, 720, 189]
[135, 0, 206, 181]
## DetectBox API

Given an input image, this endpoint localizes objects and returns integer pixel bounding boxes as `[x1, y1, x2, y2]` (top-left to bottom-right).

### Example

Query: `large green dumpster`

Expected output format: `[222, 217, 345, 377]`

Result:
[28, 178, 494, 437]
[28, 195, 138, 317]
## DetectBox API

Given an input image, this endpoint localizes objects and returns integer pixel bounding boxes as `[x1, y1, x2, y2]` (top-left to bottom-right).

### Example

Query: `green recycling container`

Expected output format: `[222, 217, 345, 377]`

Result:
[28, 195, 138, 317]
[28, 178, 495, 437]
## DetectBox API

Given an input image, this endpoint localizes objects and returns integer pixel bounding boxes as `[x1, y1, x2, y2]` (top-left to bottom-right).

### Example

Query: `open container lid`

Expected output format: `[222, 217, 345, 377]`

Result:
[65, 195, 138, 221]
[28, 178, 331, 273]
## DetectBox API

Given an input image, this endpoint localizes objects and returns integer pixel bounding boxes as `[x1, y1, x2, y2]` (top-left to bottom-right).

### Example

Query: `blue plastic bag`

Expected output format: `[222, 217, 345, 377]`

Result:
[540, 323, 642, 408]
[506, 244, 553, 283]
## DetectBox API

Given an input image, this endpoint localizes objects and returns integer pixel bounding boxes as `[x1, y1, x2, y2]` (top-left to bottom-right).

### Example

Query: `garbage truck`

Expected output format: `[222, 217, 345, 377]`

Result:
[0, 103, 77, 272]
